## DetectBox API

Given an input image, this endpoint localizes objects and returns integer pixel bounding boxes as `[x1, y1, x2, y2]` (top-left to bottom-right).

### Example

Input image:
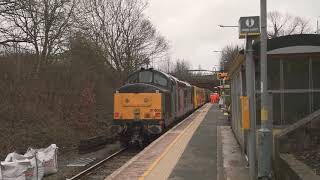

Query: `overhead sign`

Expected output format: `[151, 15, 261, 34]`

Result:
[239, 16, 260, 39]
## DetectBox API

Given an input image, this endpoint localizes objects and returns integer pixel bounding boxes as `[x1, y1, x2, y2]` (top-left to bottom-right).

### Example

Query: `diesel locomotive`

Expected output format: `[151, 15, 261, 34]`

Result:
[113, 68, 208, 147]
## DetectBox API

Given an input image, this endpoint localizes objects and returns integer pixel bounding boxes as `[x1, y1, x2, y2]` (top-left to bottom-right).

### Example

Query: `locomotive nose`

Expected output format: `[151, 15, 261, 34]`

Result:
[114, 92, 162, 120]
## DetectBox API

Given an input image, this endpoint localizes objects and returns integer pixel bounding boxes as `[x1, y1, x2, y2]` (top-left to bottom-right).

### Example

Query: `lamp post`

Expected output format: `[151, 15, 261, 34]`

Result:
[258, 1, 272, 179]
[212, 50, 224, 86]
[218, 25, 239, 28]
[212, 50, 226, 71]
[317, 16, 320, 34]
[212, 50, 228, 109]
[216, 24, 239, 71]
[212, 66, 218, 72]
[211, 65, 220, 85]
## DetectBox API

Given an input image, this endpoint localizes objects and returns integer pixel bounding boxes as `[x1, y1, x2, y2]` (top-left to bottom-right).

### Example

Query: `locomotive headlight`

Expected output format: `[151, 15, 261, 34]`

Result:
[144, 97, 149, 103]
[114, 112, 120, 118]
[155, 112, 161, 118]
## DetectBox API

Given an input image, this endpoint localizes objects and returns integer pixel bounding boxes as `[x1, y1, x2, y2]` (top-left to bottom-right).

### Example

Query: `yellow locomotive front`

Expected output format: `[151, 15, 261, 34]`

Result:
[114, 92, 162, 121]
[113, 68, 171, 147]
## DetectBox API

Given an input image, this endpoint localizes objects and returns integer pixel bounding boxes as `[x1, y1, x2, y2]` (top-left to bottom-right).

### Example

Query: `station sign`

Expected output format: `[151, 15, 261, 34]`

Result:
[217, 72, 228, 80]
[239, 16, 260, 39]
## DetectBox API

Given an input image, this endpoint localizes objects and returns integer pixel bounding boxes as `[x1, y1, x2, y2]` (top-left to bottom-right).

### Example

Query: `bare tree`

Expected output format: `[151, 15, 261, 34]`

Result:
[153, 53, 172, 73]
[219, 45, 239, 71]
[75, 0, 169, 76]
[171, 59, 192, 80]
[268, 11, 312, 38]
[0, 0, 76, 72]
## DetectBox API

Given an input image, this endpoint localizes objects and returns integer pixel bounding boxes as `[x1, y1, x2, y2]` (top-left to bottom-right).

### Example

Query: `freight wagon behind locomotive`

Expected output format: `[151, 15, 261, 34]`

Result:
[113, 68, 205, 147]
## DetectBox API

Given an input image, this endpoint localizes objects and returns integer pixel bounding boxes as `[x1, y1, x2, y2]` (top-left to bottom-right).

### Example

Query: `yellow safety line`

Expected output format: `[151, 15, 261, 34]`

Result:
[138, 106, 207, 180]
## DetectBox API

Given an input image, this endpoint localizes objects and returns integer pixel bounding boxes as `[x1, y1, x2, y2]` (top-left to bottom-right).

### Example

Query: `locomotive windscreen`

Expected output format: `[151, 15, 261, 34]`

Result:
[126, 70, 168, 87]
[139, 71, 153, 83]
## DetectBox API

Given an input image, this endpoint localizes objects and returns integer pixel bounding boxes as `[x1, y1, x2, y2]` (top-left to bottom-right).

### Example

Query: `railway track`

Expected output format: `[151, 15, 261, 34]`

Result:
[64, 109, 203, 180]
[66, 148, 139, 180]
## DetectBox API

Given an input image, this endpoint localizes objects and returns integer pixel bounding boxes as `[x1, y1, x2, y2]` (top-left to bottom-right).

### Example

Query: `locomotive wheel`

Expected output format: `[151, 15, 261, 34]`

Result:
[136, 133, 149, 148]
[119, 134, 130, 148]
[120, 138, 129, 148]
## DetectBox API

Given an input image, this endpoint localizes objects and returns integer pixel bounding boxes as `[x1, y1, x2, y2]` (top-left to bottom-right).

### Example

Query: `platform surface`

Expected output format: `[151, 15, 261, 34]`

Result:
[106, 104, 249, 180]
[167, 104, 221, 180]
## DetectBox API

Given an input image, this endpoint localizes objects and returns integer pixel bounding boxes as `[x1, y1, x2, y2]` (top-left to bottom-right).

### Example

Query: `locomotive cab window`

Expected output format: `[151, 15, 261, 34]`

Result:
[139, 71, 153, 83]
[154, 73, 168, 87]
[127, 73, 138, 83]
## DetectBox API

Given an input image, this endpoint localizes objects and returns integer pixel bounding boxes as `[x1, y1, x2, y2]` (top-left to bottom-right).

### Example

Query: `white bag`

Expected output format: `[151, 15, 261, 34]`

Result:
[0, 160, 29, 180]
[26, 156, 44, 180]
[4, 152, 44, 180]
[5, 152, 27, 162]
[25, 144, 58, 176]
[0, 164, 2, 179]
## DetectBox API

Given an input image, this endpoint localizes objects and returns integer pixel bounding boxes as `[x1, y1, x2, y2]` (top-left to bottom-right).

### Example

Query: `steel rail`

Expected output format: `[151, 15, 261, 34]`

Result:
[66, 148, 127, 180]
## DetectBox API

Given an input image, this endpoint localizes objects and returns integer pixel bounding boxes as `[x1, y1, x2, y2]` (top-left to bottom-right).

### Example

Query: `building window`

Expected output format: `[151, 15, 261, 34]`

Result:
[283, 56, 309, 89]
[283, 93, 310, 125]
[267, 57, 280, 90]
[312, 56, 320, 89]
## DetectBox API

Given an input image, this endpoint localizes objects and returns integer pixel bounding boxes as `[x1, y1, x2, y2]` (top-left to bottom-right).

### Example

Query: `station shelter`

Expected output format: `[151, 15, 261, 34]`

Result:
[228, 34, 320, 153]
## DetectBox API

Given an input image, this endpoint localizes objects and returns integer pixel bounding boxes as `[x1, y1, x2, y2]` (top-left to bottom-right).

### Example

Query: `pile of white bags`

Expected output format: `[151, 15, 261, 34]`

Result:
[0, 144, 58, 180]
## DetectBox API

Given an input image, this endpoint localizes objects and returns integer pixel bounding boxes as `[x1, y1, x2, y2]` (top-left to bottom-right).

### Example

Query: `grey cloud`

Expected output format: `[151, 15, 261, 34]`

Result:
[146, 0, 319, 69]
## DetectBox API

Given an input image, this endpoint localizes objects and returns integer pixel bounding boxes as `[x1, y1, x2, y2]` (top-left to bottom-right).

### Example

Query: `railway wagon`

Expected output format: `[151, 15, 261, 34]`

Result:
[114, 68, 205, 147]
[192, 86, 206, 109]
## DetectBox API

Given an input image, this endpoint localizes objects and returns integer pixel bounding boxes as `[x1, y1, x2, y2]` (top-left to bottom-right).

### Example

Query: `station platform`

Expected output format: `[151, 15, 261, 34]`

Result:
[106, 104, 249, 180]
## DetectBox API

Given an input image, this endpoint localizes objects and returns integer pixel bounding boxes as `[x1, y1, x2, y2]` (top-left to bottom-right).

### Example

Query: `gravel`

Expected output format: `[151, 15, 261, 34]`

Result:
[44, 142, 121, 180]
[294, 145, 320, 176]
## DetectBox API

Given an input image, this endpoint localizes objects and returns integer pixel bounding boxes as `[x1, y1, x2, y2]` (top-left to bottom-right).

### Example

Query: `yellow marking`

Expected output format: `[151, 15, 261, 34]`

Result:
[261, 107, 268, 121]
[240, 96, 249, 129]
[138, 106, 206, 180]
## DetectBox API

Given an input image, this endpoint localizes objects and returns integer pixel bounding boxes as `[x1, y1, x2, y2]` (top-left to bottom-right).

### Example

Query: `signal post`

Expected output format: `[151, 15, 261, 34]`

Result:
[239, 16, 260, 180]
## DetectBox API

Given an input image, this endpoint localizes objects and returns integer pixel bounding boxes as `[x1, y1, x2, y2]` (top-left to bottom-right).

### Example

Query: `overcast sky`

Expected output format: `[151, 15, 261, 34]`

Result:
[145, 0, 320, 70]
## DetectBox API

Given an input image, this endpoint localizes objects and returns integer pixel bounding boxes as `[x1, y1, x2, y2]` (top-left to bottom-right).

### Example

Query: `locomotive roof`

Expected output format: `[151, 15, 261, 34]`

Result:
[132, 68, 193, 87]
[135, 68, 171, 77]
[177, 80, 191, 87]
[117, 82, 170, 93]
[136, 68, 177, 81]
